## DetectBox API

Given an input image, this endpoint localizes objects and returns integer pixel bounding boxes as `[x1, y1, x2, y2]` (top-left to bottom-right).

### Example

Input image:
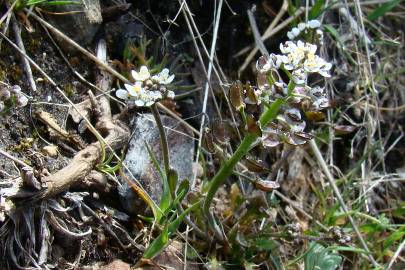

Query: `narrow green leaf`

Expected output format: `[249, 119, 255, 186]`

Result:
[162, 179, 189, 217]
[309, 0, 325, 19]
[142, 227, 169, 259]
[383, 228, 405, 250]
[143, 201, 201, 259]
[145, 142, 171, 215]
[167, 168, 178, 198]
[167, 200, 201, 234]
[367, 0, 402, 21]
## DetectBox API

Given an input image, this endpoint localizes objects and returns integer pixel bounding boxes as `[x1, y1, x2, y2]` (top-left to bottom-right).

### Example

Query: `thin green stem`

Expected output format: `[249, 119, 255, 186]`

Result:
[151, 103, 170, 176]
[203, 98, 284, 220]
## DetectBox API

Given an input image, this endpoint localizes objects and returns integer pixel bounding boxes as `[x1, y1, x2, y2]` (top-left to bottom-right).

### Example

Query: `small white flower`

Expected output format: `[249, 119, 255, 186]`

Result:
[131, 66, 150, 82]
[116, 89, 129, 100]
[287, 31, 295, 40]
[291, 27, 300, 37]
[152, 68, 175, 85]
[316, 29, 324, 45]
[292, 69, 307, 84]
[319, 61, 332, 77]
[298, 22, 307, 31]
[307, 19, 321, 29]
[116, 81, 162, 107]
[167, 90, 175, 99]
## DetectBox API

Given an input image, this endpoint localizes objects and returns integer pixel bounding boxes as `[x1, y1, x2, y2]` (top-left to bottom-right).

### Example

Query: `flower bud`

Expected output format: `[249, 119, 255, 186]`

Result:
[0, 89, 11, 100]
[11, 85, 21, 94]
[16, 95, 28, 107]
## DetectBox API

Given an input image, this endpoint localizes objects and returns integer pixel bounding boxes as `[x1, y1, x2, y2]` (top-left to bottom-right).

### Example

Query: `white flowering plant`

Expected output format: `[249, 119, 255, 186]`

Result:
[204, 20, 333, 235]
[115, 65, 176, 107]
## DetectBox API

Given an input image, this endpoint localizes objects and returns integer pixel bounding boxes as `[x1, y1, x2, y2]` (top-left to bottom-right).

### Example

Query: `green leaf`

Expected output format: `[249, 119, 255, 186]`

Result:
[145, 142, 171, 216]
[143, 200, 201, 259]
[254, 238, 279, 251]
[367, 0, 402, 21]
[304, 242, 342, 270]
[142, 227, 169, 259]
[383, 228, 405, 251]
[309, 0, 325, 19]
[162, 179, 190, 217]
[167, 168, 178, 198]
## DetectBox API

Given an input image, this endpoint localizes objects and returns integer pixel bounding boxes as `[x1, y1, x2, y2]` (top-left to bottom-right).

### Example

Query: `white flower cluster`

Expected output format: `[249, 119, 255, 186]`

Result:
[286, 19, 324, 46]
[254, 21, 332, 147]
[116, 66, 175, 107]
[257, 41, 332, 85]
[287, 19, 321, 40]
[0, 85, 28, 112]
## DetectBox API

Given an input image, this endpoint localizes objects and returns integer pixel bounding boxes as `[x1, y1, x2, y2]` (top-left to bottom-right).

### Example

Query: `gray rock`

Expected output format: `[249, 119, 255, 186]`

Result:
[119, 114, 194, 215]
[43, 1, 102, 46]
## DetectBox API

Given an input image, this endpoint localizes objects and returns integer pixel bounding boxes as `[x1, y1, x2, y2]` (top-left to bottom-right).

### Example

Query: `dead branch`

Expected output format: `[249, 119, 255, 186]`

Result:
[3, 39, 129, 208]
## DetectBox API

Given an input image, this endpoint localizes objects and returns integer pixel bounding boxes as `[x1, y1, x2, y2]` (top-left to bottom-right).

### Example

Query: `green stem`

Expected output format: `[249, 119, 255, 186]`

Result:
[203, 98, 284, 218]
[151, 103, 170, 176]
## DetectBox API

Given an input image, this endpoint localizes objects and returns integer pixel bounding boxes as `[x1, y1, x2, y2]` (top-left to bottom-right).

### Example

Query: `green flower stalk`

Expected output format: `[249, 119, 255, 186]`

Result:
[203, 97, 285, 227]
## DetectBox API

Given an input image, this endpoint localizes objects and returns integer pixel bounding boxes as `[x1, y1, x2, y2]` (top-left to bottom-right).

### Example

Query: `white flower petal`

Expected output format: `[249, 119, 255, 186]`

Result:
[151, 75, 160, 82]
[287, 31, 295, 40]
[291, 27, 300, 37]
[126, 84, 142, 97]
[308, 19, 321, 29]
[298, 22, 306, 31]
[132, 66, 150, 81]
[160, 68, 170, 76]
[165, 74, 175, 84]
[116, 89, 129, 100]
[167, 91, 175, 99]
[134, 100, 145, 107]
[131, 70, 139, 81]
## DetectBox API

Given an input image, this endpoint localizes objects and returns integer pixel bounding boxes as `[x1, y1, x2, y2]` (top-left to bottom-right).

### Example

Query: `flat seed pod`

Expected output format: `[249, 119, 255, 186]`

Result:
[246, 114, 262, 137]
[202, 128, 216, 153]
[254, 179, 280, 192]
[334, 125, 357, 135]
[229, 81, 245, 111]
[243, 158, 270, 173]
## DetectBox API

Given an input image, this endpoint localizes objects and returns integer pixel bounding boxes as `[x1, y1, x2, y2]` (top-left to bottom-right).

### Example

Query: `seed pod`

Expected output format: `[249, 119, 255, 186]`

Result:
[243, 158, 270, 173]
[244, 82, 260, 105]
[246, 114, 262, 137]
[254, 179, 280, 192]
[229, 81, 245, 111]
[202, 128, 216, 153]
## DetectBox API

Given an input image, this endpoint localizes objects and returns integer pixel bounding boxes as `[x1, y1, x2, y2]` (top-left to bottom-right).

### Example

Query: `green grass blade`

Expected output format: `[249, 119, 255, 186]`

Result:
[143, 200, 201, 259]
[367, 0, 402, 21]
[145, 142, 171, 215]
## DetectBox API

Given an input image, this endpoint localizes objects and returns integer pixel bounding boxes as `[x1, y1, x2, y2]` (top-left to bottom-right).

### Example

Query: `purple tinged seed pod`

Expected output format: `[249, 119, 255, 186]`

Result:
[16, 94, 28, 107]
[10, 85, 22, 95]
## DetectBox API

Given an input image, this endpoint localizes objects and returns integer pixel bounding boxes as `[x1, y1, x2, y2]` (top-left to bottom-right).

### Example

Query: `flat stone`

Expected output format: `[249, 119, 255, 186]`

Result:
[119, 114, 194, 215]
[43, 1, 102, 46]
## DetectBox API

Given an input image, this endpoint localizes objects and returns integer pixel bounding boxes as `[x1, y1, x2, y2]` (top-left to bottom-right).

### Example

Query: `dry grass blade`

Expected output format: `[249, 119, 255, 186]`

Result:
[309, 139, 379, 267]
